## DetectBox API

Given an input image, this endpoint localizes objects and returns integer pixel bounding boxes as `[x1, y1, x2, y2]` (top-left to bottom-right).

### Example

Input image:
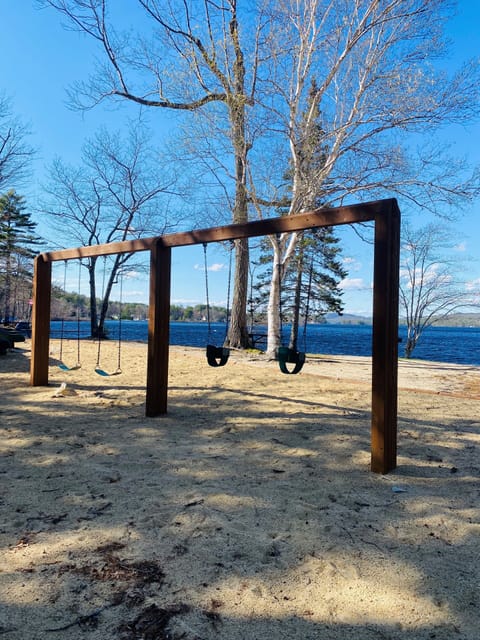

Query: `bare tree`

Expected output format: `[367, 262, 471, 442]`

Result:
[41, 0, 266, 347]
[249, 0, 480, 356]
[41, 1, 480, 354]
[40, 123, 179, 337]
[399, 223, 479, 358]
[0, 94, 34, 190]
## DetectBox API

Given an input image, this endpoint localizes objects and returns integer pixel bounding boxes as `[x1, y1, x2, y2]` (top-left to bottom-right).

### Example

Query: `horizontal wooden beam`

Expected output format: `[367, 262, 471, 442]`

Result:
[39, 199, 391, 262]
[160, 201, 379, 247]
[40, 237, 155, 262]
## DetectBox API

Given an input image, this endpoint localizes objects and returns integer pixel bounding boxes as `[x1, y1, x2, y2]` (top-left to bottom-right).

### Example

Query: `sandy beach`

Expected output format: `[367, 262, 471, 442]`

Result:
[1, 339, 479, 639]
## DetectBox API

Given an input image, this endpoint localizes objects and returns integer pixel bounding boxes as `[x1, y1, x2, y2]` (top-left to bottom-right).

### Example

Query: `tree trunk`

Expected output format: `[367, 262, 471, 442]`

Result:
[404, 337, 415, 358]
[3, 252, 12, 322]
[88, 258, 99, 338]
[404, 325, 418, 358]
[226, 18, 250, 349]
[266, 239, 282, 359]
[228, 238, 250, 348]
[98, 259, 120, 339]
[289, 250, 304, 352]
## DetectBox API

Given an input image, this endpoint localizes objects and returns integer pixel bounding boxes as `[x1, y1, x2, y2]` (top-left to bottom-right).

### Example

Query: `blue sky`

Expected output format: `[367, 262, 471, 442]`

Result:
[1, 1, 479, 315]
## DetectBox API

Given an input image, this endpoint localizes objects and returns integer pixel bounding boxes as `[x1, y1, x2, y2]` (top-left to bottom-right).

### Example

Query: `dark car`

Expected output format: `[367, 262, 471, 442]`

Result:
[0, 326, 25, 355]
[14, 321, 32, 338]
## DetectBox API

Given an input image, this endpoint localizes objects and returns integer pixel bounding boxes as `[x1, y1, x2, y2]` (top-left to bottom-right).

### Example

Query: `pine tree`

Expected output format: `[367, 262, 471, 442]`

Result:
[285, 80, 347, 350]
[0, 190, 41, 323]
[283, 228, 346, 351]
[253, 79, 347, 352]
[252, 227, 346, 350]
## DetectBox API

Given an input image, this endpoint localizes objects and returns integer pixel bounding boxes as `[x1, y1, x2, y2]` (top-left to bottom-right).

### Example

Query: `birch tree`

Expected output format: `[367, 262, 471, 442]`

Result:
[400, 223, 479, 358]
[42, 1, 480, 354]
[251, 0, 479, 356]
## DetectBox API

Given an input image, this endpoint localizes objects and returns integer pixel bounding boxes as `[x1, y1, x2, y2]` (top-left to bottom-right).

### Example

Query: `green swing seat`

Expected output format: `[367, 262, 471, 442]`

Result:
[95, 365, 122, 377]
[277, 346, 305, 375]
[58, 362, 81, 372]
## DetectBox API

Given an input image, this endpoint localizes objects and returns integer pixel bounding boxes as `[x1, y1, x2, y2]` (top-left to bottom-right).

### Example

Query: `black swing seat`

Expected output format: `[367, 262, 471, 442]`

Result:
[206, 344, 230, 367]
[277, 346, 305, 375]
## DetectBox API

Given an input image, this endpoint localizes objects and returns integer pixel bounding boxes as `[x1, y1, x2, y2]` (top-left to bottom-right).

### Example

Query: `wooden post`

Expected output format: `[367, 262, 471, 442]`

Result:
[30, 256, 52, 386]
[28, 198, 401, 472]
[371, 201, 401, 473]
[146, 240, 171, 416]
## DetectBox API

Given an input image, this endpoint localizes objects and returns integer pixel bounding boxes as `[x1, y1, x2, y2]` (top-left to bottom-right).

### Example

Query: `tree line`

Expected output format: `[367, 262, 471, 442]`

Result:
[39, 0, 479, 358]
[49, 288, 230, 325]
[37, 0, 479, 356]
[2, 185, 479, 355]
[2, 1, 480, 358]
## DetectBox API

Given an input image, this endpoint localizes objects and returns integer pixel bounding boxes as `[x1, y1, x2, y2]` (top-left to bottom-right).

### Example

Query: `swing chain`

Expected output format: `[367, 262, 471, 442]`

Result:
[276, 236, 306, 375]
[75, 259, 82, 367]
[224, 240, 234, 342]
[203, 242, 231, 367]
[116, 265, 123, 373]
[95, 256, 123, 376]
[303, 251, 314, 353]
[203, 243, 212, 341]
[58, 259, 82, 371]
[59, 260, 68, 363]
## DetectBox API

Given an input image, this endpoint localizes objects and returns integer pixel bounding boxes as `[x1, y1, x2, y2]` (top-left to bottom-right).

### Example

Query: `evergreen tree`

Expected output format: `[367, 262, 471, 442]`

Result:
[252, 227, 346, 350]
[283, 80, 346, 350]
[283, 229, 346, 351]
[254, 79, 347, 353]
[0, 190, 41, 322]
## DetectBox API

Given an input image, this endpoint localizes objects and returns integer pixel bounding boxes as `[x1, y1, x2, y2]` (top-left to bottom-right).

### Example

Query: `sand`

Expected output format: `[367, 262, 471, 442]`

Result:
[1, 339, 479, 639]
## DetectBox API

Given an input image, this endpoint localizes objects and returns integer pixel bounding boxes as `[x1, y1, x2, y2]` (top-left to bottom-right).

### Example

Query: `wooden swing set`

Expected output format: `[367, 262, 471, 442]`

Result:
[30, 198, 400, 473]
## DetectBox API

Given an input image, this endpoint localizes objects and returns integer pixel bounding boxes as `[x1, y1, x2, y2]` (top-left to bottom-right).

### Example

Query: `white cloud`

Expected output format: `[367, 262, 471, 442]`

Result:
[193, 262, 225, 272]
[208, 263, 225, 272]
[454, 242, 467, 252]
[340, 277, 367, 291]
[465, 278, 480, 292]
[343, 256, 362, 272]
[122, 269, 142, 279]
[172, 297, 202, 304]
[400, 263, 452, 287]
[123, 290, 146, 299]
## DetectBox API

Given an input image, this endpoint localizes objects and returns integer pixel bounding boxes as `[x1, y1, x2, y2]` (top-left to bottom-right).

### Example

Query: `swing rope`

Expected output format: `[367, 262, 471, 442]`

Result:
[115, 269, 123, 373]
[302, 252, 315, 354]
[58, 260, 67, 365]
[58, 260, 82, 371]
[95, 258, 122, 376]
[203, 242, 231, 367]
[95, 258, 107, 372]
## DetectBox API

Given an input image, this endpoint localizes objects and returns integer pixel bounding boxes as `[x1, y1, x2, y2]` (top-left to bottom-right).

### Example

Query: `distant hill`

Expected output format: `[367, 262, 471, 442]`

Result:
[324, 312, 372, 325]
[429, 313, 480, 328]
[326, 312, 480, 327]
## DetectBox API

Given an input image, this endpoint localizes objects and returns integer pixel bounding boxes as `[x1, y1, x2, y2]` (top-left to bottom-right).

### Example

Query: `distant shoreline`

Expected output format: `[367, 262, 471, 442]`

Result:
[46, 320, 480, 367]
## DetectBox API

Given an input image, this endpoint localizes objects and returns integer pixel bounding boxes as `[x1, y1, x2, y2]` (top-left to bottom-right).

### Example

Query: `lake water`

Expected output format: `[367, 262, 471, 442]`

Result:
[50, 320, 480, 367]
